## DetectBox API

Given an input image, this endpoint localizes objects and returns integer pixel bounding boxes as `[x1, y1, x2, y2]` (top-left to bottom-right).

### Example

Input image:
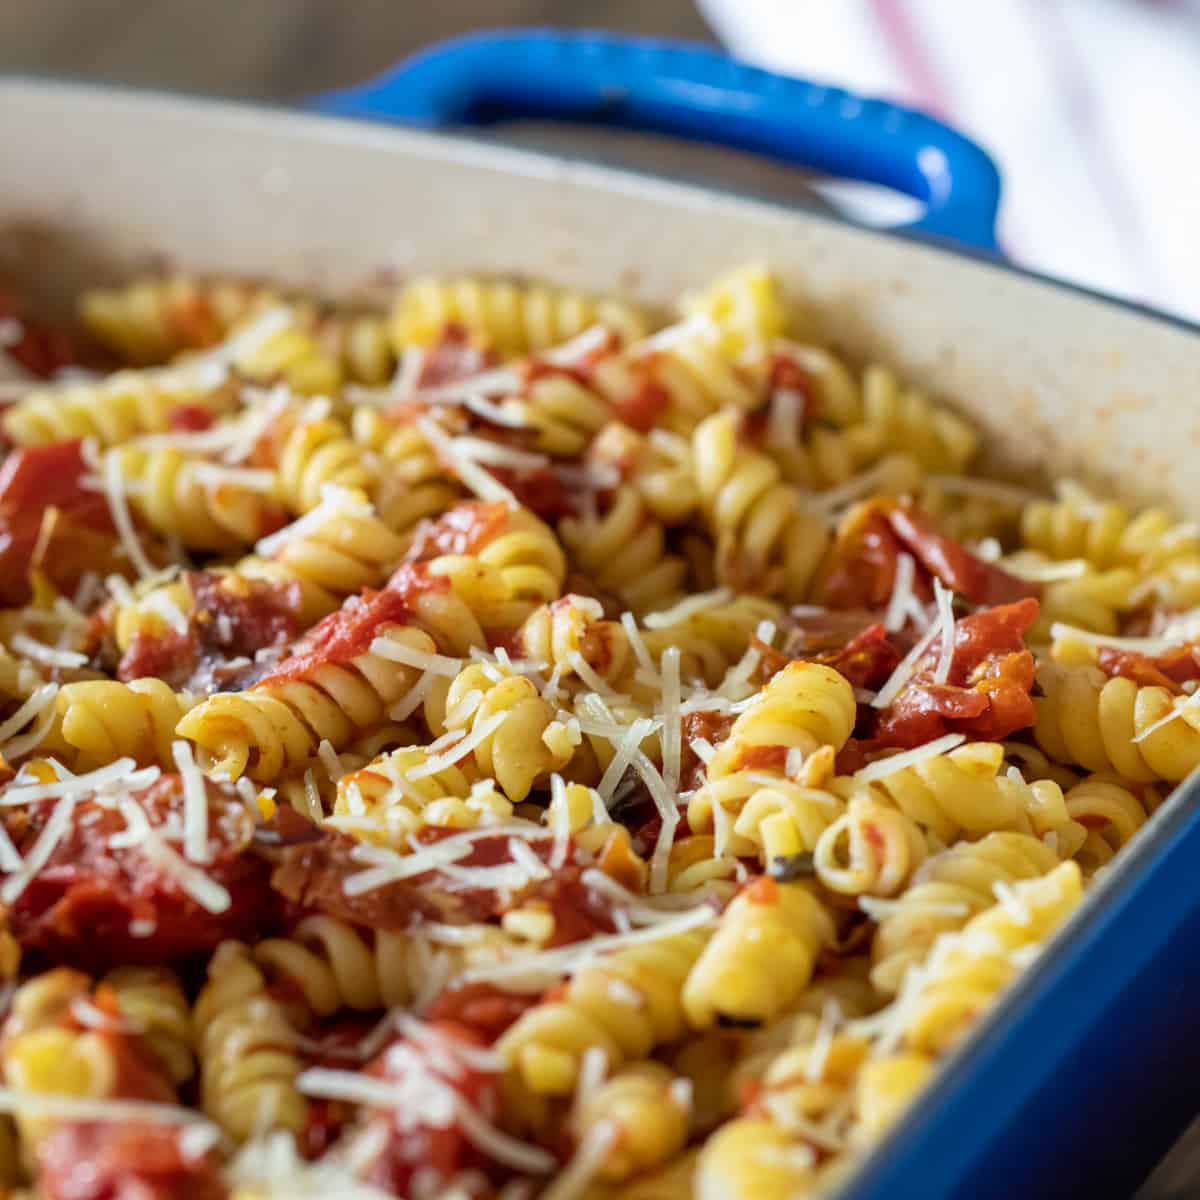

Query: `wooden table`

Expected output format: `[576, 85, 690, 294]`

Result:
[0, 2, 1195, 1195]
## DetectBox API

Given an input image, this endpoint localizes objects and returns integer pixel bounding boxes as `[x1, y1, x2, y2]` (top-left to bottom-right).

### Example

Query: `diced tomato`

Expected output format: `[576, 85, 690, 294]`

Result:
[353, 1022, 501, 1197]
[741, 875, 780, 906]
[873, 598, 1040, 747]
[425, 983, 540, 1043]
[35, 1120, 227, 1200]
[408, 323, 496, 393]
[769, 354, 817, 420]
[5, 776, 273, 968]
[1097, 644, 1200, 695]
[817, 506, 905, 611]
[262, 814, 480, 930]
[611, 375, 670, 433]
[0, 292, 82, 379]
[118, 572, 299, 691]
[166, 404, 217, 433]
[0, 440, 112, 529]
[0, 440, 129, 605]
[820, 623, 901, 692]
[486, 463, 572, 520]
[818, 499, 1037, 614]
[403, 501, 510, 561]
[885, 504, 1037, 607]
[252, 586, 412, 687]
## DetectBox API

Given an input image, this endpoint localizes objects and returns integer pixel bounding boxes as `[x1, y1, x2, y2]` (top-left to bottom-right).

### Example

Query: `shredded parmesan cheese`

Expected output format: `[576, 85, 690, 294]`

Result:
[852, 733, 966, 784]
[931, 579, 957, 685]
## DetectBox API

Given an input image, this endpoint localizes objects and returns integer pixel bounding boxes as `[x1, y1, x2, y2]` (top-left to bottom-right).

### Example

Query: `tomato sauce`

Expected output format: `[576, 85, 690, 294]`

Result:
[0, 292, 83, 379]
[873, 598, 1040, 747]
[353, 1022, 499, 1197]
[252, 586, 414, 688]
[403, 502, 510, 562]
[118, 572, 299, 691]
[35, 1120, 227, 1200]
[1098, 644, 1200, 695]
[6, 776, 273, 968]
[885, 504, 1037, 607]
[425, 983, 540, 1042]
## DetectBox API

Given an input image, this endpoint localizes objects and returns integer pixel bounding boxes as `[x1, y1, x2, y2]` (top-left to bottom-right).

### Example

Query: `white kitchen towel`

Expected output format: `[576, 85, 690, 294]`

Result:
[700, 0, 1200, 322]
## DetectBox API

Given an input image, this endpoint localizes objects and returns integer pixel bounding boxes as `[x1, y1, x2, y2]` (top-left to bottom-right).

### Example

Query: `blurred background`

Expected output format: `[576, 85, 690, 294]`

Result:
[3, 1, 1200, 1194]
[4, 0, 1200, 320]
[9, 0, 1200, 319]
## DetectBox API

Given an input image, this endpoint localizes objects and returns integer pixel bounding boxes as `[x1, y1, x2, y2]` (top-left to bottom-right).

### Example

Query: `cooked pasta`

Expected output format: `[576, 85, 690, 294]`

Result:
[390, 275, 650, 357]
[193, 941, 305, 1141]
[0, 260, 1187, 1197]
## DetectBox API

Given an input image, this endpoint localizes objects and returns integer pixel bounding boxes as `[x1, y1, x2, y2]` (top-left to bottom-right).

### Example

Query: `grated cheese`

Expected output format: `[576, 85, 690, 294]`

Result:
[1, 794, 77, 903]
[766, 386, 804, 450]
[256, 484, 374, 557]
[369, 636, 463, 678]
[317, 739, 346, 782]
[341, 838, 473, 896]
[660, 647, 682, 799]
[171, 740, 211, 865]
[884, 553, 916, 634]
[631, 313, 719, 355]
[1048, 623, 1181, 654]
[539, 1122, 617, 1200]
[925, 475, 1041, 506]
[992, 879, 1033, 926]
[0, 1086, 220, 1130]
[871, 620, 942, 710]
[415, 414, 519, 510]
[643, 588, 733, 629]
[459, 905, 716, 988]
[1003, 555, 1089, 583]
[9, 633, 86, 670]
[408, 713, 504, 780]
[0, 683, 58, 747]
[389, 670, 436, 722]
[191, 463, 279, 492]
[852, 733, 967, 784]
[115, 798, 232, 913]
[102, 448, 157, 579]
[931, 579, 957, 685]
[1132, 692, 1200, 744]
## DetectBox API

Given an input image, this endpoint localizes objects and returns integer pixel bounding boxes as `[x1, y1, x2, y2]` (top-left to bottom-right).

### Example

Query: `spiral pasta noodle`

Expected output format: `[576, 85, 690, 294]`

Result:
[193, 941, 305, 1141]
[111, 444, 283, 551]
[332, 744, 512, 847]
[558, 486, 687, 615]
[496, 927, 710, 1101]
[868, 830, 1061, 994]
[3, 259, 1198, 1195]
[351, 407, 464, 534]
[691, 409, 829, 601]
[101, 966, 194, 1087]
[836, 740, 1079, 847]
[706, 662, 857, 781]
[274, 416, 374, 515]
[253, 916, 442, 1018]
[391, 275, 650, 357]
[434, 661, 574, 802]
[52, 678, 194, 771]
[80, 275, 283, 364]
[1035, 661, 1200, 782]
[683, 880, 834, 1030]
[3, 372, 235, 448]
[568, 1063, 691, 1184]
[860, 363, 978, 474]
[902, 861, 1083, 1054]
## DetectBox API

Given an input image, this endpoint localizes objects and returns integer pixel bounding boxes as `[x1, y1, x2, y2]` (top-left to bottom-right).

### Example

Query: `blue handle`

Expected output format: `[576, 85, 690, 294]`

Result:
[313, 29, 1002, 254]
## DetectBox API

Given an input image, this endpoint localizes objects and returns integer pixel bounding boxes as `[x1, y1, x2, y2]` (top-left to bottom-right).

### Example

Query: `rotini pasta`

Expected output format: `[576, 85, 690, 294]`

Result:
[0, 260, 1189, 1197]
